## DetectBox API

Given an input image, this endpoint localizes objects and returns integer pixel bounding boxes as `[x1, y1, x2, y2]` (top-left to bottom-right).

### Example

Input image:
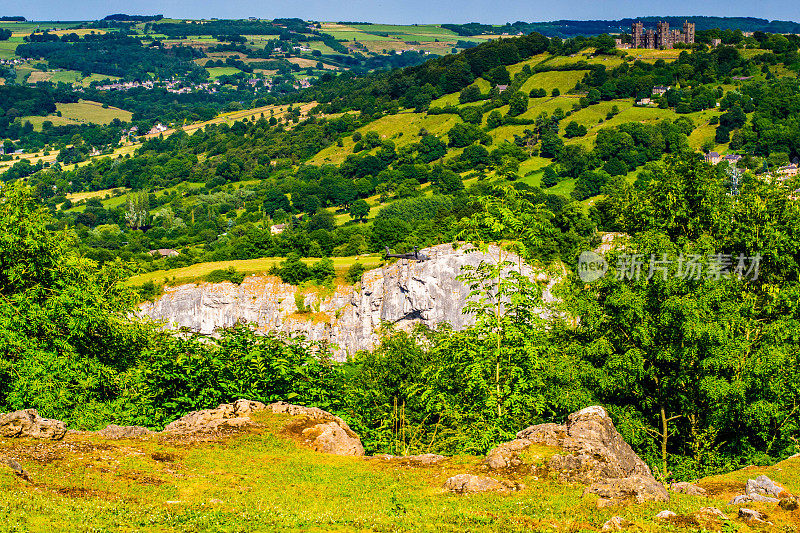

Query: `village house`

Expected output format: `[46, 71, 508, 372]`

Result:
[496, 85, 509, 93]
[652, 85, 671, 96]
[710, 38, 722, 47]
[149, 248, 180, 258]
[722, 154, 742, 165]
[270, 223, 287, 235]
[636, 97, 653, 106]
[705, 151, 721, 165]
[778, 163, 799, 178]
[148, 123, 169, 135]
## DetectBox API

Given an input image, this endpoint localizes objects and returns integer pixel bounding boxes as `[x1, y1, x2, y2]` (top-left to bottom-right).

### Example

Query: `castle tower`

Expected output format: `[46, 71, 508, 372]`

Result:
[645, 29, 655, 49]
[631, 21, 644, 48]
[656, 21, 670, 48]
[683, 21, 695, 44]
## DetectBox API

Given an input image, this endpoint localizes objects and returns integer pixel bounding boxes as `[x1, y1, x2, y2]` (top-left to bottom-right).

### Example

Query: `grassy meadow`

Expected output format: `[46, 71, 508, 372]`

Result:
[1, 410, 799, 532]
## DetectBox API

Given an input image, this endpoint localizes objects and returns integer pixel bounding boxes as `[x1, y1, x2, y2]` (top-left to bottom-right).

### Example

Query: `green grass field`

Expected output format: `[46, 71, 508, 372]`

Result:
[206, 66, 242, 78]
[20, 100, 132, 130]
[3, 409, 799, 532]
[520, 70, 588, 95]
[126, 255, 383, 287]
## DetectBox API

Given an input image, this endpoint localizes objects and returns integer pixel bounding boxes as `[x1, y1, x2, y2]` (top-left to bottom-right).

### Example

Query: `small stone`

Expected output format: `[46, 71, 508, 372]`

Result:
[738, 508, 771, 525]
[670, 481, 707, 496]
[779, 496, 799, 511]
[443, 473, 519, 494]
[208, 498, 223, 504]
[0, 457, 32, 482]
[655, 510, 676, 520]
[696, 507, 728, 521]
[601, 516, 629, 531]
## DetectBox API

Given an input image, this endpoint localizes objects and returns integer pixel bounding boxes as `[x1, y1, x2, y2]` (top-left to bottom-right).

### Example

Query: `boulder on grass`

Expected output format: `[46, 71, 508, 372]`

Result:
[499, 406, 668, 506]
[0, 409, 66, 440]
[443, 473, 523, 494]
[670, 481, 707, 497]
[269, 401, 364, 456]
[163, 399, 266, 434]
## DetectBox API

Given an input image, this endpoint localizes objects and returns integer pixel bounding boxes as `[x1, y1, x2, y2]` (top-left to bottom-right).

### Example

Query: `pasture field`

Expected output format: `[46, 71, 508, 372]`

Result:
[126, 255, 383, 287]
[20, 100, 132, 130]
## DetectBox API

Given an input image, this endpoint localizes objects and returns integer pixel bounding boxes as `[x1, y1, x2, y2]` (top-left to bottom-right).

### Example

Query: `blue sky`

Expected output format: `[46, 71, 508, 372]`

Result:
[10, 0, 800, 24]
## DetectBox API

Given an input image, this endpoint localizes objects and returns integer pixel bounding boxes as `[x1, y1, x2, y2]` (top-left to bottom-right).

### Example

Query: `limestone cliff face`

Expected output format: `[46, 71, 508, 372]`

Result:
[139, 244, 552, 360]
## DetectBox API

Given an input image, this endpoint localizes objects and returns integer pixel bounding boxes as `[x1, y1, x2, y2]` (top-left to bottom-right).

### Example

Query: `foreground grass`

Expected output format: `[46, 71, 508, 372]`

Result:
[2, 411, 799, 532]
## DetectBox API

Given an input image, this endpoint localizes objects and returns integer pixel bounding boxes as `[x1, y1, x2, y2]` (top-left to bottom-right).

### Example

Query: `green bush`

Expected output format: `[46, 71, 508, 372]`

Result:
[205, 266, 245, 284]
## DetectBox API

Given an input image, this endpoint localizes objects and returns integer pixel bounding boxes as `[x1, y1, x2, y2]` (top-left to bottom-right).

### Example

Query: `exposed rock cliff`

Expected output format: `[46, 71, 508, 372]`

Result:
[139, 244, 553, 360]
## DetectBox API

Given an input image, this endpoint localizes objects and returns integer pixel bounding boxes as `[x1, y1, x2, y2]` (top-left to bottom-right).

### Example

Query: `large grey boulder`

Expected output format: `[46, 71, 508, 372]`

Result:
[490, 406, 668, 506]
[728, 474, 787, 505]
[0, 409, 66, 440]
[269, 401, 364, 456]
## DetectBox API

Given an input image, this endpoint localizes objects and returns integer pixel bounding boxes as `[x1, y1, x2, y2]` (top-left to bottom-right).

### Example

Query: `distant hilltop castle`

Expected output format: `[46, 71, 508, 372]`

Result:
[630, 20, 695, 49]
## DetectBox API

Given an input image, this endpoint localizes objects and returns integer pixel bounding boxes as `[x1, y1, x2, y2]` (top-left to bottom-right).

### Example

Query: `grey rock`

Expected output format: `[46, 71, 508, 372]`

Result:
[745, 474, 785, 497]
[97, 424, 153, 439]
[443, 473, 522, 494]
[601, 516, 629, 531]
[696, 507, 728, 521]
[655, 510, 676, 520]
[139, 244, 555, 360]
[0, 409, 66, 440]
[515, 406, 668, 506]
[670, 481, 707, 496]
[485, 438, 534, 470]
[738, 508, 771, 525]
[780, 496, 799, 511]
[729, 493, 779, 505]
[0, 457, 32, 482]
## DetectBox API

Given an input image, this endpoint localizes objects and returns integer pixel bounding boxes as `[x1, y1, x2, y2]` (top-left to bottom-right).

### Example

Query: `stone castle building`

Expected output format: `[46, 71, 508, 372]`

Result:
[631, 20, 695, 49]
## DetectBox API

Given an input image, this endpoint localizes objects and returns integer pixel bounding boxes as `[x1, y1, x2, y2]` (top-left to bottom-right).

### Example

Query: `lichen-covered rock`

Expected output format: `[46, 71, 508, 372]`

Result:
[655, 510, 676, 520]
[485, 438, 534, 470]
[139, 244, 554, 360]
[585, 475, 670, 507]
[0, 409, 66, 440]
[97, 425, 153, 439]
[670, 481, 707, 497]
[738, 508, 771, 525]
[696, 507, 728, 521]
[163, 399, 266, 434]
[746, 475, 786, 498]
[601, 516, 629, 531]
[269, 401, 364, 456]
[509, 406, 668, 506]
[780, 496, 799, 511]
[443, 474, 523, 494]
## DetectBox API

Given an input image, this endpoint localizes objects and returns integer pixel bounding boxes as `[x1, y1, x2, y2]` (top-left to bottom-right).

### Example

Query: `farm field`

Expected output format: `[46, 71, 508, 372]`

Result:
[126, 255, 383, 287]
[20, 100, 132, 130]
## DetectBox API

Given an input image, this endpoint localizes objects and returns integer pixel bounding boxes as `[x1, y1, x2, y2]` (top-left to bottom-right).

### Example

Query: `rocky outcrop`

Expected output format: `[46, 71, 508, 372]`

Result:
[0, 409, 67, 440]
[270, 401, 364, 456]
[97, 424, 153, 439]
[163, 399, 266, 434]
[139, 244, 554, 360]
[488, 406, 668, 506]
[443, 474, 523, 494]
[738, 508, 771, 525]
